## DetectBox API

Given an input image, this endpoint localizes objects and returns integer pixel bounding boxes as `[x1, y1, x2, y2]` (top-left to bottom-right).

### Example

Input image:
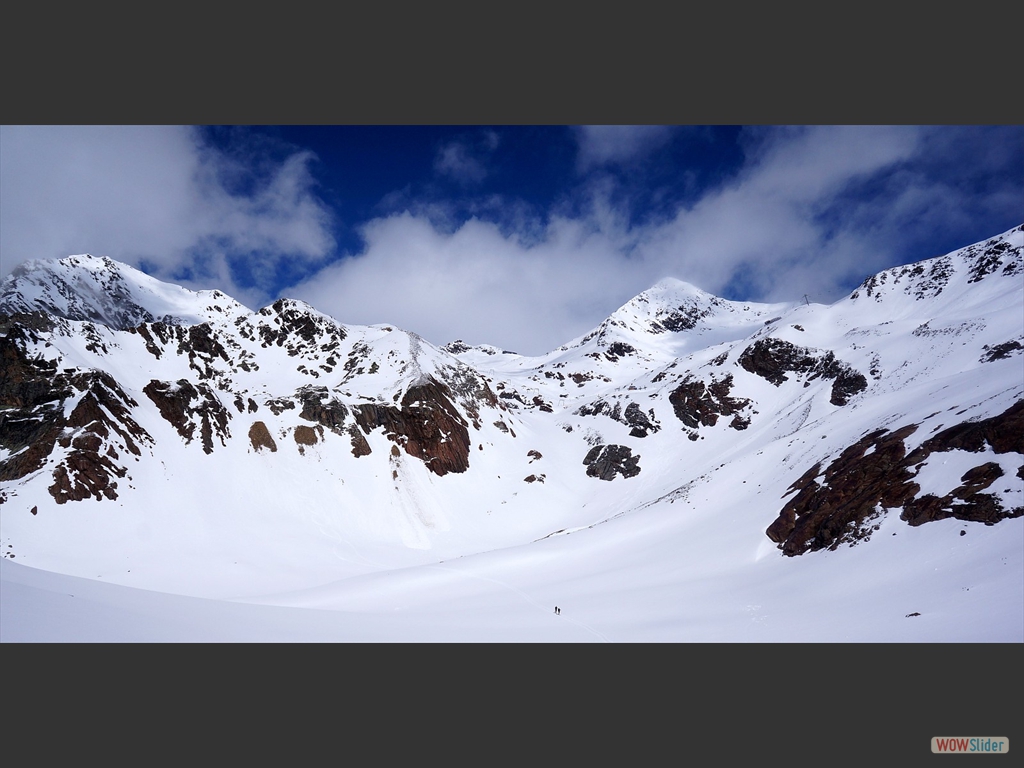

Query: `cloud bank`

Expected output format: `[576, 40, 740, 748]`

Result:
[292, 126, 933, 353]
[3, 125, 1021, 356]
[0, 125, 335, 308]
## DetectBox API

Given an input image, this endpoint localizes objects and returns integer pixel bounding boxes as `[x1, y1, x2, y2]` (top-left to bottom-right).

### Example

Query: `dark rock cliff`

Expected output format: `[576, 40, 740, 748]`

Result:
[767, 401, 1024, 555]
[668, 374, 751, 431]
[352, 378, 472, 476]
[144, 379, 232, 455]
[1, 314, 152, 504]
[583, 444, 641, 480]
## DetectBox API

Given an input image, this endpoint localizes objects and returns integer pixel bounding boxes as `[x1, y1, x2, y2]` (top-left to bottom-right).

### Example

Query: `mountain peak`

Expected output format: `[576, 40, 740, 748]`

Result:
[645, 276, 713, 296]
[1, 253, 248, 329]
[606, 276, 789, 339]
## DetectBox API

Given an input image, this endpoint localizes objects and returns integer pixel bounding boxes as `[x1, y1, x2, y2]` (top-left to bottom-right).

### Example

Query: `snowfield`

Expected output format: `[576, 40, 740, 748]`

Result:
[2, 226, 1022, 641]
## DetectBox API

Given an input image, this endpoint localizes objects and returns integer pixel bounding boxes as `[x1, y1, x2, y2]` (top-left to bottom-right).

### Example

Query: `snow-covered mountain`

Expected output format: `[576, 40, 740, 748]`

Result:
[2, 225, 1021, 641]
[0, 254, 249, 329]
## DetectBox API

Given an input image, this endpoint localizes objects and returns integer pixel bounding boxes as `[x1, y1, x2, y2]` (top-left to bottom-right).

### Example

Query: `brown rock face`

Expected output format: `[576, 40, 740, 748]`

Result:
[668, 374, 750, 430]
[348, 424, 372, 457]
[1, 320, 152, 504]
[49, 448, 126, 503]
[144, 379, 231, 455]
[248, 421, 278, 452]
[767, 401, 1024, 555]
[293, 425, 319, 446]
[767, 425, 920, 555]
[0, 315, 69, 481]
[293, 382, 475, 467]
[352, 378, 471, 476]
[902, 484, 1008, 527]
[45, 374, 149, 504]
[912, 400, 1024, 456]
[296, 387, 349, 435]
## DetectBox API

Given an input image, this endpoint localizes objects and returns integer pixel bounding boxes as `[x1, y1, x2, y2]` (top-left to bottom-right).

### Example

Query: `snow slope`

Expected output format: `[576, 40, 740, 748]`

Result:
[2, 226, 1021, 641]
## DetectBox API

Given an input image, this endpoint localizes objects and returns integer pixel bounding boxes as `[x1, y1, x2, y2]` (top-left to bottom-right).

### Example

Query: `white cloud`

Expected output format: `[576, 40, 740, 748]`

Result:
[433, 133, 498, 185]
[574, 125, 676, 171]
[632, 126, 925, 300]
[291, 209, 649, 355]
[294, 126, 935, 355]
[0, 125, 335, 305]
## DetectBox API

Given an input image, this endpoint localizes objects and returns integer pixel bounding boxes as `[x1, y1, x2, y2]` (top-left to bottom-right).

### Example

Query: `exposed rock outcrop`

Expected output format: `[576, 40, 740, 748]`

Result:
[248, 421, 278, 453]
[435, 363, 501, 428]
[296, 386, 350, 436]
[130, 321, 232, 380]
[1, 318, 70, 482]
[901, 463, 1010, 526]
[292, 424, 322, 454]
[293, 425, 320, 446]
[46, 372, 149, 504]
[292, 378, 488, 468]
[352, 377, 472, 476]
[850, 229, 1021, 303]
[1, 320, 151, 504]
[348, 424, 372, 457]
[576, 398, 662, 438]
[264, 398, 296, 416]
[255, 299, 347, 356]
[144, 379, 231, 455]
[981, 340, 1023, 362]
[737, 338, 867, 406]
[442, 340, 472, 355]
[583, 444, 641, 480]
[668, 374, 751, 431]
[767, 400, 1024, 555]
[647, 298, 722, 333]
[604, 342, 636, 361]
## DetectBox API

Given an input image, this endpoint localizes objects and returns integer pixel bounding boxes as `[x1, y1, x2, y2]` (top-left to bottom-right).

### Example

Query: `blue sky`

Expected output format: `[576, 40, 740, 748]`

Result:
[2, 125, 1021, 354]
